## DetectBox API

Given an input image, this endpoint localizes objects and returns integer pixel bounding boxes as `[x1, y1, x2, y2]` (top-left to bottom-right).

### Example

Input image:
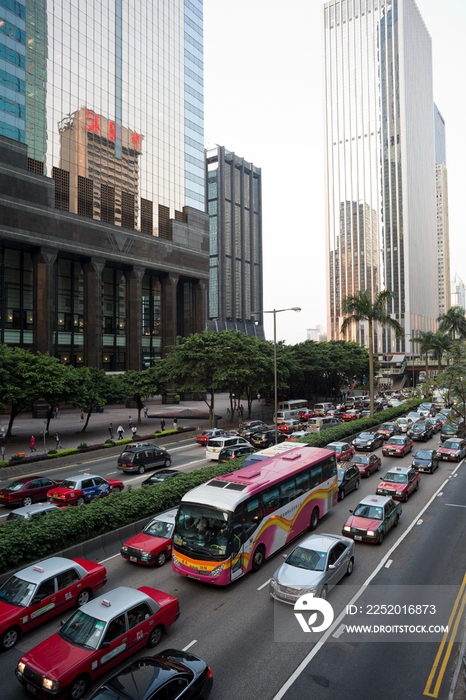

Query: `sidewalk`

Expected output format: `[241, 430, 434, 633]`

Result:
[0, 393, 272, 461]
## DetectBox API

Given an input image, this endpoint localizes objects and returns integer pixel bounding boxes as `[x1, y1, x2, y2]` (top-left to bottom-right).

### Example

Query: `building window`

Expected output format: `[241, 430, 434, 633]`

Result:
[101, 184, 115, 224]
[52, 167, 70, 211]
[78, 176, 94, 218]
[141, 198, 153, 234]
[121, 191, 135, 229]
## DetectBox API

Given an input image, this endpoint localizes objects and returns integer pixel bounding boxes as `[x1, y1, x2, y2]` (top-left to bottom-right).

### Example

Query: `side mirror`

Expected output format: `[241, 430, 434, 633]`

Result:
[328, 564, 336, 570]
[282, 553, 288, 560]
[349, 509, 353, 514]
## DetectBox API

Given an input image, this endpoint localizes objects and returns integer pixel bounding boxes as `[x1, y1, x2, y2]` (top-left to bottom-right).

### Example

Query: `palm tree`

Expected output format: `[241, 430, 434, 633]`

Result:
[411, 331, 436, 381]
[340, 290, 403, 417]
[438, 306, 466, 340]
[430, 331, 453, 372]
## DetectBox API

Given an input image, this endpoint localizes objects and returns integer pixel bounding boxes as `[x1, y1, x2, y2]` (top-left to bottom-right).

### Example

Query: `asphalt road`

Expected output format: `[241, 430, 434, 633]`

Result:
[0, 431, 465, 700]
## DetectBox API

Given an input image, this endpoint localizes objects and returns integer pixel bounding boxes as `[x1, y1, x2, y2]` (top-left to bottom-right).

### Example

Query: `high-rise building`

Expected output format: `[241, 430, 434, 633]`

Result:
[0, 1, 208, 372]
[451, 274, 465, 311]
[434, 105, 451, 317]
[205, 146, 264, 338]
[324, 0, 439, 353]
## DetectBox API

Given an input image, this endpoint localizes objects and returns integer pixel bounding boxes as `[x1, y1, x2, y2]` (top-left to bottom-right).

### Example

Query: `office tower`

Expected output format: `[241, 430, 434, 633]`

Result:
[205, 146, 264, 338]
[434, 105, 451, 316]
[450, 274, 465, 311]
[324, 0, 438, 352]
[0, 1, 208, 372]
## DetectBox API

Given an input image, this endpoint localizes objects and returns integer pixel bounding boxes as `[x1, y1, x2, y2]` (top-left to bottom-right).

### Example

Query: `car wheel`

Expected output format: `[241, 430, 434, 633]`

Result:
[22, 496, 33, 507]
[164, 457, 172, 467]
[251, 545, 265, 573]
[355, 479, 360, 491]
[394, 514, 400, 527]
[377, 461, 381, 471]
[339, 489, 345, 501]
[415, 481, 419, 490]
[67, 675, 88, 700]
[378, 531, 385, 545]
[76, 496, 85, 506]
[1, 626, 19, 650]
[147, 624, 163, 648]
[404, 492, 409, 503]
[156, 551, 167, 567]
[113, 486, 122, 493]
[137, 464, 146, 474]
[320, 585, 328, 600]
[346, 557, 354, 576]
[309, 507, 319, 531]
[366, 470, 371, 478]
[76, 588, 92, 607]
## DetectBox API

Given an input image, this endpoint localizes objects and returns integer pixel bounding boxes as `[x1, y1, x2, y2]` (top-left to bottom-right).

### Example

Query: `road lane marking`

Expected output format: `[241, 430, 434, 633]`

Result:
[423, 573, 466, 697]
[417, 519, 423, 524]
[99, 553, 121, 563]
[385, 559, 393, 568]
[332, 624, 345, 639]
[272, 463, 464, 700]
[444, 503, 466, 508]
[182, 639, 197, 651]
[257, 578, 271, 591]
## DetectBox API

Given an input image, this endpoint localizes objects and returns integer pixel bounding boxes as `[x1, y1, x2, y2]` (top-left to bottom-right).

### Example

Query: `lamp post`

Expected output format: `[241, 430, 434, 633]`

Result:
[263, 307, 301, 444]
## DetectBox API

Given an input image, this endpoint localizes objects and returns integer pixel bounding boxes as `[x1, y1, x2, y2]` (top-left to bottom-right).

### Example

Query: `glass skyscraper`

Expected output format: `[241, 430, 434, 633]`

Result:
[324, 0, 439, 353]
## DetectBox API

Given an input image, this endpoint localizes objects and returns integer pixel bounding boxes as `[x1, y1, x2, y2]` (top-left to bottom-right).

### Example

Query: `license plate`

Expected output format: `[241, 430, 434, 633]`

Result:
[187, 574, 200, 580]
[354, 535, 362, 541]
[26, 684, 37, 695]
[130, 556, 137, 562]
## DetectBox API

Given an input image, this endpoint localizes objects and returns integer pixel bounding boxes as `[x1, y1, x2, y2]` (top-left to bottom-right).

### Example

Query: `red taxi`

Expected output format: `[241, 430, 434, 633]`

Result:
[277, 419, 302, 435]
[348, 453, 382, 478]
[342, 495, 402, 545]
[15, 586, 180, 699]
[381, 435, 413, 457]
[299, 409, 317, 421]
[195, 428, 227, 446]
[341, 409, 362, 422]
[437, 438, 466, 462]
[120, 508, 177, 567]
[376, 466, 421, 501]
[47, 473, 124, 506]
[325, 441, 355, 462]
[0, 556, 107, 650]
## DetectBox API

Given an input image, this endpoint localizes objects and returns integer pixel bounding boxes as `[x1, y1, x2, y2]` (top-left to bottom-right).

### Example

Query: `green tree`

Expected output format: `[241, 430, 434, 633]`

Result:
[72, 367, 125, 432]
[438, 306, 466, 340]
[340, 290, 403, 416]
[120, 369, 162, 424]
[430, 331, 453, 372]
[411, 331, 436, 380]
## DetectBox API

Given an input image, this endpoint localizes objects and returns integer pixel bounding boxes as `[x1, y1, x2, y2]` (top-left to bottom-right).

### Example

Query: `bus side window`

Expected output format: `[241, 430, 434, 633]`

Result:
[322, 457, 337, 480]
[241, 498, 263, 540]
[310, 465, 323, 488]
[295, 471, 309, 496]
[279, 477, 296, 506]
[262, 486, 280, 514]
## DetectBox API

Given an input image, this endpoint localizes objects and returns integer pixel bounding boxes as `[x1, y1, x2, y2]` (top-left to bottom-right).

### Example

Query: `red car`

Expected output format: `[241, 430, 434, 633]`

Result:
[195, 428, 226, 446]
[15, 586, 180, 700]
[120, 508, 177, 567]
[437, 438, 466, 462]
[0, 476, 62, 508]
[375, 423, 401, 440]
[47, 473, 124, 506]
[376, 466, 421, 501]
[382, 435, 413, 457]
[299, 409, 317, 421]
[341, 409, 361, 422]
[277, 419, 302, 434]
[348, 452, 382, 478]
[325, 441, 355, 462]
[0, 556, 107, 650]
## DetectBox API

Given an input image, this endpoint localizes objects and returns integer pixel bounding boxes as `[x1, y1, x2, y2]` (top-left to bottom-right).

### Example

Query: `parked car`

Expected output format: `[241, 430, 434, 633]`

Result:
[342, 495, 402, 545]
[348, 453, 382, 478]
[375, 422, 401, 440]
[218, 444, 256, 463]
[376, 466, 421, 502]
[337, 464, 361, 500]
[437, 438, 466, 462]
[141, 470, 182, 487]
[381, 435, 413, 457]
[326, 442, 355, 462]
[6, 503, 62, 522]
[407, 420, 433, 442]
[0, 476, 62, 508]
[121, 508, 177, 567]
[0, 556, 107, 650]
[87, 650, 213, 700]
[15, 586, 180, 700]
[269, 533, 355, 604]
[117, 442, 172, 474]
[47, 474, 124, 506]
[195, 428, 227, 446]
[251, 430, 286, 448]
[412, 449, 439, 474]
[352, 431, 384, 452]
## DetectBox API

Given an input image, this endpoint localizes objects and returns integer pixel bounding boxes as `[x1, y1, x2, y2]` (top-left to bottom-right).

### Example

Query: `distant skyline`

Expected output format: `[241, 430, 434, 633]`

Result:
[204, 0, 466, 345]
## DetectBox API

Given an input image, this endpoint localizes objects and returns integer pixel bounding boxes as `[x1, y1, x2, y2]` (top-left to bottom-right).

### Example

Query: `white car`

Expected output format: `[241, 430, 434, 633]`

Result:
[394, 417, 413, 433]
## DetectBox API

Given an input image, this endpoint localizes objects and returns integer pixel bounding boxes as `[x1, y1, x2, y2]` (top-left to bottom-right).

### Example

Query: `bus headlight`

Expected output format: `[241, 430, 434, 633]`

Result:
[172, 554, 179, 567]
[210, 564, 224, 577]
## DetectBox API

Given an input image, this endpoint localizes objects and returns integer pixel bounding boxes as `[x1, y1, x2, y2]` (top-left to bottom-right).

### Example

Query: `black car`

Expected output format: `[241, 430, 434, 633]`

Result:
[250, 429, 286, 449]
[117, 442, 172, 474]
[218, 444, 256, 463]
[237, 421, 268, 440]
[337, 464, 361, 501]
[352, 431, 384, 451]
[87, 649, 213, 700]
[141, 469, 181, 486]
[412, 449, 439, 474]
[407, 420, 433, 442]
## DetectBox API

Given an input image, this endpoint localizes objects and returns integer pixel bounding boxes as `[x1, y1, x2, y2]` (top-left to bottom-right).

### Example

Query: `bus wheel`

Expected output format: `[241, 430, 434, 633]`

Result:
[309, 508, 319, 531]
[251, 545, 265, 572]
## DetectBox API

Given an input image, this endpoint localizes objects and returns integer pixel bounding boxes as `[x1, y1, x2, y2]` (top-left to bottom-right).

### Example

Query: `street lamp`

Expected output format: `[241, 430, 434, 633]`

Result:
[263, 307, 301, 444]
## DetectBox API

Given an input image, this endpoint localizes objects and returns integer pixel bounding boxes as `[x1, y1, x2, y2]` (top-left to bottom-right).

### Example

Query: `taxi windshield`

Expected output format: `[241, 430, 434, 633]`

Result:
[353, 504, 383, 520]
[387, 437, 404, 445]
[143, 520, 174, 539]
[286, 546, 326, 571]
[0, 575, 36, 607]
[383, 472, 407, 483]
[59, 480, 79, 489]
[445, 441, 461, 449]
[60, 609, 105, 649]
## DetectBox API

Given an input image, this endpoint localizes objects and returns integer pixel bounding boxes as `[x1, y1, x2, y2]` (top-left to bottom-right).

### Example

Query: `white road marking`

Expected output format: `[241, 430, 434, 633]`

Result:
[182, 639, 197, 651]
[445, 503, 466, 508]
[417, 519, 423, 524]
[385, 559, 393, 568]
[437, 492, 443, 497]
[257, 578, 271, 591]
[332, 624, 346, 639]
[99, 553, 121, 563]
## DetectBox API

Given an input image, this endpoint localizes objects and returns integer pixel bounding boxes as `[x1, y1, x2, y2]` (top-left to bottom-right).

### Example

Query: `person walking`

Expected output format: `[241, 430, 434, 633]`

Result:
[55, 406, 59, 419]
[160, 417, 165, 432]
[80, 408, 84, 421]
[144, 404, 148, 418]
[54, 432, 61, 450]
[109, 423, 114, 440]
[128, 416, 133, 430]
[131, 425, 137, 439]
[1, 444, 5, 461]
[117, 425, 124, 440]
[30, 435, 37, 453]
[173, 416, 178, 430]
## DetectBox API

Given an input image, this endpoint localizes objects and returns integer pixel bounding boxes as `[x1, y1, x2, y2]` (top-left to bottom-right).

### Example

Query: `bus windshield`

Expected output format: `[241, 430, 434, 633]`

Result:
[173, 504, 231, 560]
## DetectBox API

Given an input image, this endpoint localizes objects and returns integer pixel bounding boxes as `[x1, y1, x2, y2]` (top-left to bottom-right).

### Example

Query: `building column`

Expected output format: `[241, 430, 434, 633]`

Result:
[161, 273, 179, 354]
[124, 266, 145, 370]
[83, 258, 105, 369]
[33, 248, 58, 355]
[193, 279, 207, 334]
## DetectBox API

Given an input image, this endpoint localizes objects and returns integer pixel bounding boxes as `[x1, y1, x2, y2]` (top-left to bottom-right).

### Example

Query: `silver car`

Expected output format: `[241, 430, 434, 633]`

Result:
[269, 533, 355, 604]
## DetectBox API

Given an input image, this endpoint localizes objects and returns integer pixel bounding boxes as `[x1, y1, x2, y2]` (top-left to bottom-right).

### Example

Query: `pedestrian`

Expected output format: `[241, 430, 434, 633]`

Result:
[1, 444, 5, 461]
[54, 432, 61, 450]
[109, 422, 114, 440]
[257, 393, 261, 402]
[30, 435, 36, 453]
[239, 405, 244, 418]
[117, 425, 124, 440]
[55, 406, 59, 419]
[160, 417, 165, 432]
[80, 408, 84, 421]
[173, 416, 178, 430]
[144, 404, 148, 418]
[131, 426, 137, 439]
[128, 415, 133, 429]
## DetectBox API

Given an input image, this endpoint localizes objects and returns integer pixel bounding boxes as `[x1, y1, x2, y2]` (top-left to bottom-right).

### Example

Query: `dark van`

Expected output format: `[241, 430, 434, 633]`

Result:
[117, 442, 172, 474]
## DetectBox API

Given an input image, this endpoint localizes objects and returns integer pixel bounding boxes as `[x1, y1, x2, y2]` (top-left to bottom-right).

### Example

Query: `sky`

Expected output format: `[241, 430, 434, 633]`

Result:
[203, 0, 466, 346]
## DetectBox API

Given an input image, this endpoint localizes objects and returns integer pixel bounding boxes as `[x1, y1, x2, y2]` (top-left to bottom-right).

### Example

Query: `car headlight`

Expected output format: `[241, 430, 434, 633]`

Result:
[395, 491, 403, 496]
[42, 678, 60, 692]
[17, 662, 25, 674]
[367, 530, 376, 536]
[121, 545, 128, 553]
[141, 551, 152, 558]
[210, 563, 224, 577]
[301, 586, 317, 594]
[343, 525, 351, 532]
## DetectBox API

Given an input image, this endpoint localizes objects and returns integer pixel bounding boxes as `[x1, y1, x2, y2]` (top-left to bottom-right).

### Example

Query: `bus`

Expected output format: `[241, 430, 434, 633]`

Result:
[240, 441, 309, 468]
[171, 446, 338, 586]
[277, 399, 308, 412]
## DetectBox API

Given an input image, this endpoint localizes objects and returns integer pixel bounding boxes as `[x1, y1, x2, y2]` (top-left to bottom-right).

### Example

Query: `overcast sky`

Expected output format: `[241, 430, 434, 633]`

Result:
[203, 0, 466, 345]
